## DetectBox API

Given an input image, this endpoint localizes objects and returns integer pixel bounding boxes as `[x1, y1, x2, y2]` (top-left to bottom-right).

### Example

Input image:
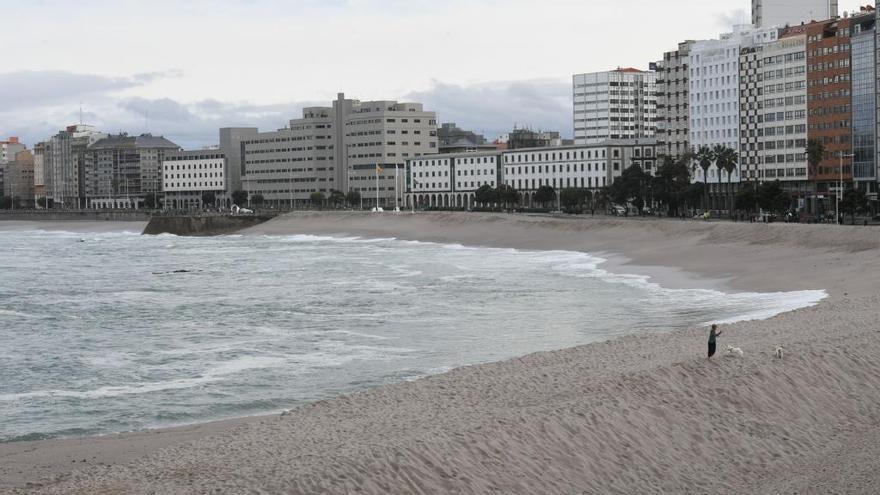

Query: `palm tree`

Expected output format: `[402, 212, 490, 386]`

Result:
[695, 146, 714, 211]
[711, 146, 738, 217]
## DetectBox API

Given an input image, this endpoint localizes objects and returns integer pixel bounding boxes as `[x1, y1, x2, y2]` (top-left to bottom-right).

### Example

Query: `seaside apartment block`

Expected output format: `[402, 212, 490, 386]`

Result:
[739, 27, 809, 194]
[655, 42, 695, 160]
[239, 93, 438, 208]
[81, 134, 180, 209]
[406, 139, 659, 209]
[572, 69, 658, 145]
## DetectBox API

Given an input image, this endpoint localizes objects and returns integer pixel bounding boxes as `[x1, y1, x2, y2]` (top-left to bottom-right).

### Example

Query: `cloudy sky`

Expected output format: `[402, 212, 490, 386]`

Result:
[0, 0, 869, 149]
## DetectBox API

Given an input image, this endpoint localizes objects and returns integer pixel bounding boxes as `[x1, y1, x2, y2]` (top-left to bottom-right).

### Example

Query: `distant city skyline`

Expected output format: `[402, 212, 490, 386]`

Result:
[0, 0, 871, 148]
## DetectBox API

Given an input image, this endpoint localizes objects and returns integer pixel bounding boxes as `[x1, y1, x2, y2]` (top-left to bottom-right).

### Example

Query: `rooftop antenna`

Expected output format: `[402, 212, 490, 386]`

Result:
[79, 103, 83, 125]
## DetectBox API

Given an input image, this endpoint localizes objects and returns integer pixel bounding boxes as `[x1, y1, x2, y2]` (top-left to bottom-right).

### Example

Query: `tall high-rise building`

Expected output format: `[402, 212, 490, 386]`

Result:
[689, 25, 779, 196]
[752, 0, 838, 28]
[44, 125, 107, 208]
[805, 11, 874, 211]
[572, 68, 657, 145]
[851, 13, 877, 199]
[1, 137, 26, 165]
[739, 27, 809, 197]
[241, 93, 438, 208]
[655, 41, 695, 159]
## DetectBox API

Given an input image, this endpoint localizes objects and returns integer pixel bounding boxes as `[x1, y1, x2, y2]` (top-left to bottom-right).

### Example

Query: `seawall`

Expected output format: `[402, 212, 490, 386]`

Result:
[142, 214, 276, 236]
[0, 210, 150, 222]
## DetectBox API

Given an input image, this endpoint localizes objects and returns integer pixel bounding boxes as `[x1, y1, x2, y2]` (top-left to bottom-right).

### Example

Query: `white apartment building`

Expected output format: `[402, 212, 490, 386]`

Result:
[240, 93, 438, 208]
[406, 140, 659, 209]
[739, 30, 808, 192]
[752, 0, 838, 28]
[162, 149, 227, 209]
[573, 69, 657, 145]
[689, 25, 779, 186]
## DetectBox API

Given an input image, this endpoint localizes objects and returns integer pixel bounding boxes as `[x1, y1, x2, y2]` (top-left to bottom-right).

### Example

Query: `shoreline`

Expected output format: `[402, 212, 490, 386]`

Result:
[3, 212, 879, 493]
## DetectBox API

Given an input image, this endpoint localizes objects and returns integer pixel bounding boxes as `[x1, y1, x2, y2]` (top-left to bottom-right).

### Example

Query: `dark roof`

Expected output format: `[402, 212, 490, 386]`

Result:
[89, 134, 180, 150]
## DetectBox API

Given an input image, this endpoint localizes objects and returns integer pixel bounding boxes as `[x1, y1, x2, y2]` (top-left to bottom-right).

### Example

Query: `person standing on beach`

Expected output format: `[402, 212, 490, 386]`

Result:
[708, 324, 722, 359]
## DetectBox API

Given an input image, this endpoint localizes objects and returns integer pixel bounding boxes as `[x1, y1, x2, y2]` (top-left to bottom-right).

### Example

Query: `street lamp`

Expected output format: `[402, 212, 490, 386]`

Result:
[838, 152, 854, 225]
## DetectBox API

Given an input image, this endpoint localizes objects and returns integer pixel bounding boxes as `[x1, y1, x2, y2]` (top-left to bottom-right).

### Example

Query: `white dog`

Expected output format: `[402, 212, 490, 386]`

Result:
[724, 345, 744, 358]
[774, 346, 784, 359]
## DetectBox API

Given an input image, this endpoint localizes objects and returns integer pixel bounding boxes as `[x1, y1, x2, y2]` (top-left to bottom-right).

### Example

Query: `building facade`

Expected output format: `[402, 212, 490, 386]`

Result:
[752, 0, 838, 28]
[44, 125, 107, 208]
[739, 29, 809, 197]
[3, 150, 35, 207]
[690, 26, 779, 194]
[655, 41, 695, 159]
[573, 69, 657, 145]
[405, 139, 659, 209]
[162, 149, 227, 209]
[241, 93, 438, 208]
[83, 134, 179, 209]
[0, 137, 25, 165]
[33, 142, 46, 206]
[851, 16, 877, 199]
[805, 14, 867, 209]
[241, 107, 336, 208]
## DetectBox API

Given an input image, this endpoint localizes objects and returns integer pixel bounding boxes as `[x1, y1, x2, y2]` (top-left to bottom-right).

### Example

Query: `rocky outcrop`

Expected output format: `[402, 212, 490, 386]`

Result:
[142, 215, 275, 236]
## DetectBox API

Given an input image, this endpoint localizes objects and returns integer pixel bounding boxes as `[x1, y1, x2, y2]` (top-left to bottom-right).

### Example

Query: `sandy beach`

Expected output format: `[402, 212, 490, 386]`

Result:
[3, 212, 880, 494]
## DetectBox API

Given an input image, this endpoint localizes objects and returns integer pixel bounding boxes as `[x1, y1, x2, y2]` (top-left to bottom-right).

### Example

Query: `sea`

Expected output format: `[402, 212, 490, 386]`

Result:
[0, 227, 826, 442]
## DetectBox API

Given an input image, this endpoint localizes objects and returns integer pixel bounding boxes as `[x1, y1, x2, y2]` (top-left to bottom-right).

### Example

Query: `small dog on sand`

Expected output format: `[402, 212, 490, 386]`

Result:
[724, 345, 744, 358]
[774, 346, 784, 359]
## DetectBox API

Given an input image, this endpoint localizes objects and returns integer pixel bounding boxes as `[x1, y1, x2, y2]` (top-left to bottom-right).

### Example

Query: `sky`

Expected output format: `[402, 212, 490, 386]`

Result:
[0, 0, 871, 149]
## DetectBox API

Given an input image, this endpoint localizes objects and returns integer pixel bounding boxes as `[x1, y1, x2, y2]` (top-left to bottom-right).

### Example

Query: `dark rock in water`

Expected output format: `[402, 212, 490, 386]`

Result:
[152, 269, 201, 275]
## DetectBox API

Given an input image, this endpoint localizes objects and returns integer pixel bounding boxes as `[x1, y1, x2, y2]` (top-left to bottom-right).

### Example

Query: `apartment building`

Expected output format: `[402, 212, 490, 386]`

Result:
[241, 93, 438, 208]
[162, 149, 227, 209]
[2, 150, 35, 207]
[690, 26, 779, 191]
[83, 134, 179, 209]
[805, 12, 873, 207]
[851, 15, 877, 198]
[752, 0, 838, 28]
[573, 69, 657, 145]
[0, 137, 25, 165]
[405, 139, 659, 209]
[43, 125, 107, 208]
[739, 28, 809, 195]
[655, 41, 695, 159]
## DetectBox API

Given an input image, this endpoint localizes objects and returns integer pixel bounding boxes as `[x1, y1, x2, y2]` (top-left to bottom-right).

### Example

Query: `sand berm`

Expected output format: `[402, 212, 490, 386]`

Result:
[4, 212, 880, 494]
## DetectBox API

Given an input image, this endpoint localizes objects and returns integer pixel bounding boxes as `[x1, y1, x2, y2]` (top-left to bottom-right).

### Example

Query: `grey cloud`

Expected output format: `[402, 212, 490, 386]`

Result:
[0, 70, 178, 111]
[406, 79, 573, 140]
[2, 78, 574, 150]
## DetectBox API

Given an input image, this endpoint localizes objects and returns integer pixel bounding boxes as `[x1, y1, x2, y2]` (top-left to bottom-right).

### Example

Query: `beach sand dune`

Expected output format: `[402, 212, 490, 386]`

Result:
[5, 213, 880, 494]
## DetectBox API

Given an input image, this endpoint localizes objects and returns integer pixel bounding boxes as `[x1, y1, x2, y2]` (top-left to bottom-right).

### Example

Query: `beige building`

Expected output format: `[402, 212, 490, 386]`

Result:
[241, 93, 438, 208]
[3, 150, 35, 208]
